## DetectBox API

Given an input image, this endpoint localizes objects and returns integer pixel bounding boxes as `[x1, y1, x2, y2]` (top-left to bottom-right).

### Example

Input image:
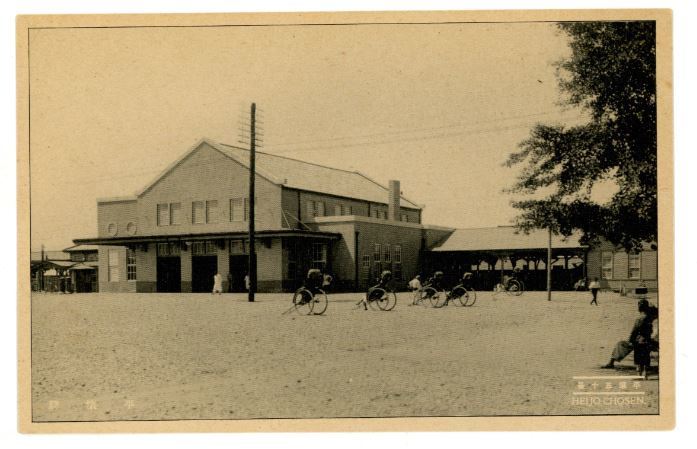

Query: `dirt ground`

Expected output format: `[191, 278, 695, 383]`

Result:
[30, 289, 660, 421]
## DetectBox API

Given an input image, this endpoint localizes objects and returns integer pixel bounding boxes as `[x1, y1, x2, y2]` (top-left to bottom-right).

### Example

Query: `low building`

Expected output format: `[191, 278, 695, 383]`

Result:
[63, 244, 99, 292]
[75, 138, 450, 293]
[30, 250, 73, 292]
[585, 239, 658, 291]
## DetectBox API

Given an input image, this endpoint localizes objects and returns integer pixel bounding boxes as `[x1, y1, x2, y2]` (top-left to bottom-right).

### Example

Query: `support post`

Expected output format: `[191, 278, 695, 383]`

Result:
[248, 103, 257, 302]
[547, 227, 552, 301]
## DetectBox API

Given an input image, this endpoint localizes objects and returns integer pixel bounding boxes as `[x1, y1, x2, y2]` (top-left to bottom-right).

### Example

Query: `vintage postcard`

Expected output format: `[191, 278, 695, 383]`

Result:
[17, 9, 674, 432]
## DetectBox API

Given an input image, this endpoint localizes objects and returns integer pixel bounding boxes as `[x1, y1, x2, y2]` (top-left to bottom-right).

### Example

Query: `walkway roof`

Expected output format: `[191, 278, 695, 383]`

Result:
[431, 226, 586, 252]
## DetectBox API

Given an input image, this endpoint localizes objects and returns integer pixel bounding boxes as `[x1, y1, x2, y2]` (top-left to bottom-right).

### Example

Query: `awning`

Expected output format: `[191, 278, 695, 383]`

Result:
[69, 263, 97, 271]
[74, 229, 342, 246]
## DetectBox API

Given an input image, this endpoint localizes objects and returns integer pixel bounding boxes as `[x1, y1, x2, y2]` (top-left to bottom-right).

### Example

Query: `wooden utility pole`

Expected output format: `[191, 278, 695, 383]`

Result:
[546, 227, 552, 301]
[248, 103, 257, 302]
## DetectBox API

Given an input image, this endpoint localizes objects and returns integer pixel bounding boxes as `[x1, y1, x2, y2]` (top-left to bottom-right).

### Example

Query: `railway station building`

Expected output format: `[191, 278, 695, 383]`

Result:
[75, 139, 452, 293]
[73, 138, 658, 294]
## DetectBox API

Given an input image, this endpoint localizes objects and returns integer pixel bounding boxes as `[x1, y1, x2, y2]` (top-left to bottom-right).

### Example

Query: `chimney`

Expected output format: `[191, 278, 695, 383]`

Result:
[388, 180, 400, 221]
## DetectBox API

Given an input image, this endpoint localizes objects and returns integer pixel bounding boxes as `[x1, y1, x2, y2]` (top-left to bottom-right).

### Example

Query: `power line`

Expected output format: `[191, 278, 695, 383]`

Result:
[267, 114, 587, 155]
[264, 109, 584, 149]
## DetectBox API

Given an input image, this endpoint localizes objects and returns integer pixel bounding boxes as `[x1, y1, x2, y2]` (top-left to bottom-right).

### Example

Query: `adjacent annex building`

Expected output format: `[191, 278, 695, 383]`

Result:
[427, 226, 658, 292]
[75, 139, 452, 293]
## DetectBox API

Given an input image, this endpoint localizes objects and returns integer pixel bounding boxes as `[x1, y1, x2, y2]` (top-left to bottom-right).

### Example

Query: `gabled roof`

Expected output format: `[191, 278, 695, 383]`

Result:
[64, 244, 99, 252]
[431, 226, 586, 252]
[136, 138, 421, 209]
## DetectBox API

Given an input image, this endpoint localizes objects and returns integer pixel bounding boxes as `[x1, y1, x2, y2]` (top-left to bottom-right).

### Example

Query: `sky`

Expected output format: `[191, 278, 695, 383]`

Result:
[28, 20, 587, 250]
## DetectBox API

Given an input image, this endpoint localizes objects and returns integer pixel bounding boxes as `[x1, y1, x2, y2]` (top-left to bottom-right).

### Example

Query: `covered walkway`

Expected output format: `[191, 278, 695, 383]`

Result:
[426, 226, 588, 291]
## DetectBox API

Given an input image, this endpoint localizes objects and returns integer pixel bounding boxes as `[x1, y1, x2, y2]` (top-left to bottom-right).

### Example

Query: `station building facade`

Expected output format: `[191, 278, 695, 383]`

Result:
[75, 139, 452, 293]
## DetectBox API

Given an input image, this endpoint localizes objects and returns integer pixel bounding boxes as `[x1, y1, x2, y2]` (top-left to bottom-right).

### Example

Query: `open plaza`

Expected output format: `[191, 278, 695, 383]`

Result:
[31, 289, 659, 421]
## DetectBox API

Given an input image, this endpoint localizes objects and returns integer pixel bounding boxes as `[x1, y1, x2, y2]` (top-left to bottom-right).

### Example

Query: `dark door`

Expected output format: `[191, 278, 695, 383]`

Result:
[157, 257, 181, 293]
[75, 270, 94, 293]
[192, 256, 218, 293]
[229, 255, 249, 292]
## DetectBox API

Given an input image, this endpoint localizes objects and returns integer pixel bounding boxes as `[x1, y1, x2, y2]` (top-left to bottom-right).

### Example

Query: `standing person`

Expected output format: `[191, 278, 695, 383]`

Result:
[227, 272, 233, 293]
[589, 277, 601, 305]
[408, 275, 422, 291]
[408, 275, 422, 306]
[212, 272, 223, 294]
[244, 273, 250, 292]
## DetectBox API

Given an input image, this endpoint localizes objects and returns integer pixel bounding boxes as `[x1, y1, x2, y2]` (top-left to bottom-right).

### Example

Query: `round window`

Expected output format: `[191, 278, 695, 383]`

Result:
[126, 222, 137, 235]
[107, 223, 118, 236]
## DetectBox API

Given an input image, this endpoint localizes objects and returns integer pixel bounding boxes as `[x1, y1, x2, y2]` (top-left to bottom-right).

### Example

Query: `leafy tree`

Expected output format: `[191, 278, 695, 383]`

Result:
[505, 22, 657, 251]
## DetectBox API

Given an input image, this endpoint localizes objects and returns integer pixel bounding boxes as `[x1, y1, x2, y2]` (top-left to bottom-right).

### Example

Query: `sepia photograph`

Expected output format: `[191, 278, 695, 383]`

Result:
[16, 8, 674, 432]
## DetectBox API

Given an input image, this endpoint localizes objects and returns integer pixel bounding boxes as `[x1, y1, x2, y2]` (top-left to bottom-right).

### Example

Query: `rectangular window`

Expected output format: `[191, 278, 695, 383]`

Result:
[601, 251, 613, 279]
[311, 243, 327, 270]
[383, 244, 391, 263]
[307, 200, 315, 218]
[206, 200, 219, 224]
[316, 201, 325, 217]
[157, 242, 180, 256]
[158, 202, 181, 226]
[108, 250, 120, 282]
[157, 243, 169, 256]
[372, 209, 380, 219]
[170, 202, 181, 225]
[192, 201, 205, 224]
[86, 253, 98, 262]
[287, 241, 298, 279]
[629, 253, 641, 279]
[373, 261, 382, 280]
[205, 240, 218, 255]
[229, 240, 247, 255]
[362, 254, 371, 269]
[191, 242, 205, 256]
[126, 248, 137, 281]
[71, 253, 86, 262]
[394, 245, 402, 263]
[157, 203, 169, 226]
[373, 243, 381, 262]
[334, 204, 342, 216]
[401, 214, 409, 222]
[381, 210, 388, 220]
[393, 263, 402, 281]
[230, 198, 244, 222]
[347, 206, 353, 215]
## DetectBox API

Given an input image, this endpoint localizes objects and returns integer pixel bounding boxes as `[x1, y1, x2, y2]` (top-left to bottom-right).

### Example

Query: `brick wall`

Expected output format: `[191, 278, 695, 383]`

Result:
[97, 200, 137, 238]
[97, 245, 136, 293]
[136, 142, 283, 236]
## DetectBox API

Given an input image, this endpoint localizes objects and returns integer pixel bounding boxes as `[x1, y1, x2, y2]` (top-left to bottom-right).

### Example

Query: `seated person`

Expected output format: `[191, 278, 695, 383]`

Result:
[426, 271, 445, 290]
[304, 268, 324, 295]
[601, 299, 658, 378]
[461, 272, 473, 289]
[360, 270, 393, 310]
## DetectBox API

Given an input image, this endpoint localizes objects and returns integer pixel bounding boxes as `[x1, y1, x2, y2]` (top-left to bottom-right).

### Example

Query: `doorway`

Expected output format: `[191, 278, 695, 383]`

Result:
[157, 257, 181, 292]
[229, 255, 249, 292]
[192, 256, 218, 293]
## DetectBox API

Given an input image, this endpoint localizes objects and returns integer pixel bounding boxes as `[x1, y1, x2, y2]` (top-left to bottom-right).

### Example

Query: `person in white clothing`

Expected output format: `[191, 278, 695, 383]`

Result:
[408, 275, 422, 291]
[212, 272, 223, 294]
